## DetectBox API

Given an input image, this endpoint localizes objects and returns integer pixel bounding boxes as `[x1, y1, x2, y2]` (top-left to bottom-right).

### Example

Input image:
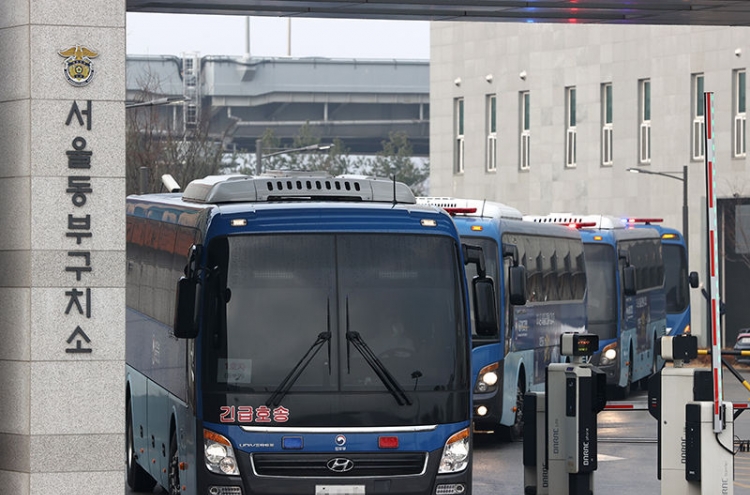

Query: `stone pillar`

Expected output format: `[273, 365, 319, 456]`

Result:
[0, 1, 126, 493]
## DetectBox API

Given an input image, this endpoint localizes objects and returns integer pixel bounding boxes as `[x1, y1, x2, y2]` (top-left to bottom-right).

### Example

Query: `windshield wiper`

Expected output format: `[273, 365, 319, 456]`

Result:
[266, 299, 332, 408]
[345, 299, 411, 406]
[266, 330, 331, 408]
[346, 331, 412, 406]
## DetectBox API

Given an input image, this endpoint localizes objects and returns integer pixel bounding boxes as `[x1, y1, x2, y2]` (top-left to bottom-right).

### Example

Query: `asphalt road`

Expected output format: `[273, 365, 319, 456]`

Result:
[126, 363, 750, 494]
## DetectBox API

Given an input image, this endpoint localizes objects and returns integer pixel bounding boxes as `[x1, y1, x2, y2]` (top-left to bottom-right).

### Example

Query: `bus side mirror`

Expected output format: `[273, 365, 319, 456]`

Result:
[508, 265, 527, 306]
[473, 277, 498, 336]
[502, 243, 519, 266]
[463, 244, 486, 278]
[174, 277, 199, 339]
[173, 244, 203, 339]
[618, 248, 630, 264]
[623, 265, 637, 296]
[689, 271, 700, 289]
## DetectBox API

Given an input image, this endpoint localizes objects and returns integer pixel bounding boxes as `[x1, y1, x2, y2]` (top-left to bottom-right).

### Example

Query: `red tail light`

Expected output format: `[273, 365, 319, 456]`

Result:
[564, 222, 597, 229]
[626, 217, 663, 224]
[443, 207, 477, 215]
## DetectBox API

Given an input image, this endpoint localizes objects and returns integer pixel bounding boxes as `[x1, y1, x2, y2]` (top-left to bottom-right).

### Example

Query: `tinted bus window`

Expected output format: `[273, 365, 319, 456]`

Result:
[663, 244, 689, 313]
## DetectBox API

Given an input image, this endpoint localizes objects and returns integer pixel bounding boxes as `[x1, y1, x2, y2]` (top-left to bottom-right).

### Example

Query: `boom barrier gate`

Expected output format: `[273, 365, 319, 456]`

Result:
[648, 335, 734, 495]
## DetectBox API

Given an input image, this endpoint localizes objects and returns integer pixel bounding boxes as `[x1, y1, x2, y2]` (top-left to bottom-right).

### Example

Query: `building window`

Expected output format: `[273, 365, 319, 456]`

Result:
[735, 69, 746, 158]
[455, 98, 465, 174]
[185, 104, 198, 128]
[520, 91, 530, 170]
[565, 87, 577, 168]
[602, 83, 613, 166]
[692, 73, 705, 161]
[639, 79, 651, 164]
[487, 94, 497, 172]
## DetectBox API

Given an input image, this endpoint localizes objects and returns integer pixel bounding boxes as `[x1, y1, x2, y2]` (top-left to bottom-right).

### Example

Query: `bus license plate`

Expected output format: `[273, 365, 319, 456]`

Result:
[315, 485, 365, 494]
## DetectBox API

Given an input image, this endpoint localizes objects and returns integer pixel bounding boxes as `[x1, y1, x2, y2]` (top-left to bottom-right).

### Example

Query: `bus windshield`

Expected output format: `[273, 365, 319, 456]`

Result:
[583, 243, 617, 340]
[663, 243, 689, 314]
[202, 233, 469, 426]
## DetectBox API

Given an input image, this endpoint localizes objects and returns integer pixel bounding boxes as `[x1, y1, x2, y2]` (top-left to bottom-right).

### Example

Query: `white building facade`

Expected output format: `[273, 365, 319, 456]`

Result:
[430, 22, 750, 346]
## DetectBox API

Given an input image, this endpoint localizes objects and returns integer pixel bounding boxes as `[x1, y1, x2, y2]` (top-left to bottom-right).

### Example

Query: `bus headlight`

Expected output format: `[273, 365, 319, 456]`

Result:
[204, 430, 240, 475]
[482, 371, 498, 386]
[438, 428, 470, 474]
[601, 343, 617, 366]
[474, 363, 500, 394]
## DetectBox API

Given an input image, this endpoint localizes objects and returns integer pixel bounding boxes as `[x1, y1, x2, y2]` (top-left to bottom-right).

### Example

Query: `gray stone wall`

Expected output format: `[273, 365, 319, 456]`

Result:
[0, 0, 126, 493]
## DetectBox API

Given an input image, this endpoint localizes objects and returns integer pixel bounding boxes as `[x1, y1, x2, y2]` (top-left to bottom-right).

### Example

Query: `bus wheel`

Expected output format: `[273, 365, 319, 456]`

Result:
[126, 401, 156, 492]
[498, 377, 525, 442]
[168, 429, 181, 495]
[640, 341, 660, 390]
[618, 354, 633, 399]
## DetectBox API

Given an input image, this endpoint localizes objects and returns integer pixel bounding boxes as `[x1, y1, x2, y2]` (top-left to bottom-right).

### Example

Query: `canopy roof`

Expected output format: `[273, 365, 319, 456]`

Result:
[127, 0, 750, 26]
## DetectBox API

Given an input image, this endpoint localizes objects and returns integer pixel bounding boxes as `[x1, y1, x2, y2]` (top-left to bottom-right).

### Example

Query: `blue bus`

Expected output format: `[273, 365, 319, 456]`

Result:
[527, 214, 667, 398]
[418, 199, 588, 441]
[126, 174, 497, 495]
[627, 220, 699, 337]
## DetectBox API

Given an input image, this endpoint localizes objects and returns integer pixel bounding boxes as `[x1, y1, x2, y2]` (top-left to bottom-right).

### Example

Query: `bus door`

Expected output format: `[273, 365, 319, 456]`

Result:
[502, 246, 515, 357]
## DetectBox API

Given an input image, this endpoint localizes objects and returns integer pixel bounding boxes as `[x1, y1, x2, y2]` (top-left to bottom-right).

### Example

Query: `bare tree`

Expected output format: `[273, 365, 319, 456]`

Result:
[126, 81, 237, 195]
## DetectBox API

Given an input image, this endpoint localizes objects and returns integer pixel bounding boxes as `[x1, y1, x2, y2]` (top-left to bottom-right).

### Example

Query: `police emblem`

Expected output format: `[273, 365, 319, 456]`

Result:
[58, 45, 98, 86]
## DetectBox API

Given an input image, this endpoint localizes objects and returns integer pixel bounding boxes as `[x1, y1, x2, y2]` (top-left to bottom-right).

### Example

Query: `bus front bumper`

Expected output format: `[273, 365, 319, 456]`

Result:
[198, 446, 472, 495]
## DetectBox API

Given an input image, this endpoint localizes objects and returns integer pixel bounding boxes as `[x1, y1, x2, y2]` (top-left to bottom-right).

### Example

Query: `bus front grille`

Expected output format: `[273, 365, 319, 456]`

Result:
[251, 452, 428, 478]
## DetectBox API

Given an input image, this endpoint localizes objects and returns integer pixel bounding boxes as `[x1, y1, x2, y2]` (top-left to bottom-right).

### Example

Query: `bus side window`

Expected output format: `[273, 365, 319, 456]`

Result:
[524, 237, 542, 302]
[655, 240, 665, 287]
[548, 272, 559, 300]
[572, 252, 586, 300]
[623, 264, 637, 296]
[542, 238, 558, 302]
[558, 271, 572, 300]
[558, 240, 579, 301]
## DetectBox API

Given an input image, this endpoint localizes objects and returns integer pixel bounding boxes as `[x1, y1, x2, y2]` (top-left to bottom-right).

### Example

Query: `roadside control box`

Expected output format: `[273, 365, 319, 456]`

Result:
[545, 333, 606, 495]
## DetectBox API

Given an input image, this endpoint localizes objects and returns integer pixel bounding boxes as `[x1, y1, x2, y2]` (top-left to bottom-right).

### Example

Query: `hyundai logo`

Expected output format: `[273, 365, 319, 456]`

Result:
[327, 457, 355, 473]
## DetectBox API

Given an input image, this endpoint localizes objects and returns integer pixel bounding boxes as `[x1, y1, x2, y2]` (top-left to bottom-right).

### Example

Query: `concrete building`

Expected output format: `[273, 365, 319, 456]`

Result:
[429, 22, 750, 346]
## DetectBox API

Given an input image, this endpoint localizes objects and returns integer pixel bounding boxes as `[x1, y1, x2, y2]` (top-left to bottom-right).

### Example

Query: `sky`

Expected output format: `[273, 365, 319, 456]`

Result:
[126, 13, 430, 60]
